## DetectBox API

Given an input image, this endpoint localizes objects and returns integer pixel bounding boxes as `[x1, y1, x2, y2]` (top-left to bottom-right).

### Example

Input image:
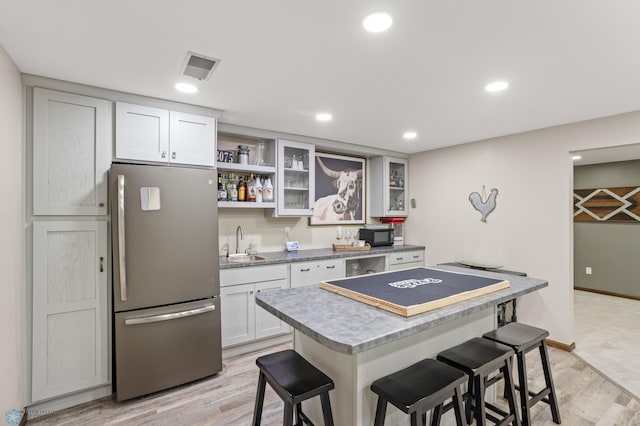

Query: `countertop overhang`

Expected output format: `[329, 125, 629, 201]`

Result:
[219, 244, 425, 269]
[255, 264, 547, 355]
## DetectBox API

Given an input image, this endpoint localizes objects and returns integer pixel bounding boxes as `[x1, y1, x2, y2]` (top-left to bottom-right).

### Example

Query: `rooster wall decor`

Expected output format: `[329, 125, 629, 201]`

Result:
[469, 186, 499, 222]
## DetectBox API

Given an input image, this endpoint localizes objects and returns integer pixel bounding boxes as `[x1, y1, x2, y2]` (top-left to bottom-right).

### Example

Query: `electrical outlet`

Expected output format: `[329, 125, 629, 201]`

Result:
[586, 266, 592, 275]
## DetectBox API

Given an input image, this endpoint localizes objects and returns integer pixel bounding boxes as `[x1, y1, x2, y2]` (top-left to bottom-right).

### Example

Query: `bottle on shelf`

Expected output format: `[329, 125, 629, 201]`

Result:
[247, 173, 257, 202]
[263, 177, 274, 202]
[217, 174, 227, 201]
[255, 176, 263, 203]
[227, 173, 238, 201]
[237, 176, 246, 201]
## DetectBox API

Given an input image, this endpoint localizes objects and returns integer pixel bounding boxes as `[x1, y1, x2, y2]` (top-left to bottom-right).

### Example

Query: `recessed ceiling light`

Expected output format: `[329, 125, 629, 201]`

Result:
[572, 155, 582, 161]
[485, 81, 509, 92]
[362, 12, 392, 33]
[316, 113, 332, 122]
[175, 83, 198, 93]
[403, 131, 417, 140]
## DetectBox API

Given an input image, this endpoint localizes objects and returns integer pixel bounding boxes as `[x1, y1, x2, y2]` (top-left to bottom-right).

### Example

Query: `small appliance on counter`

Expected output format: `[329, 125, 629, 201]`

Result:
[380, 217, 405, 246]
[359, 224, 394, 247]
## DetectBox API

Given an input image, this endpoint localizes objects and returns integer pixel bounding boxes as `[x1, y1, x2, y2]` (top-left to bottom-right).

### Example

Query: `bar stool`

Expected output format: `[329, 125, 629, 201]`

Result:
[437, 337, 521, 426]
[370, 358, 467, 426]
[252, 349, 334, 426]
[483, 322, 561, 425]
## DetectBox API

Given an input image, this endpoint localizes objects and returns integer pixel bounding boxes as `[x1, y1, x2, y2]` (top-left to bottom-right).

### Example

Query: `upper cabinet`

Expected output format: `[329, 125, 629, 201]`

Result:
[370, 156, 409, 217]
[275, 139, 315, 216]
[33, 88, 112, 216]
[115, 102, 216, 167]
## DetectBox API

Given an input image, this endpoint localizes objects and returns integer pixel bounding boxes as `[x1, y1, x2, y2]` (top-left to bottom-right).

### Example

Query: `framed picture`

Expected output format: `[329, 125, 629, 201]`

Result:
[310, 152, 366, 225]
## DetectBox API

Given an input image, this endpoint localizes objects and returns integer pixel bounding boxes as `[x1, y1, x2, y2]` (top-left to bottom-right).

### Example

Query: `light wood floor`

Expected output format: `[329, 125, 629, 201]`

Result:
[27, 342, 640, 425]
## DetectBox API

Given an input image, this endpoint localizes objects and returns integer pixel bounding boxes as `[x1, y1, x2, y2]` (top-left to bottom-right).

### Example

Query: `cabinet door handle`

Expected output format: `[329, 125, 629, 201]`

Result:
[249, 290, 254, 295]
[300, 268, 311, 272]
[99, 257, 104, 273]
[161, 151, 167, 158]
[396, 257, 403, 261]
[413, 255, 420, 259]
[171, 152, 177, 160]
[326, 265, 335, 269]
[99, 202, 105, 208]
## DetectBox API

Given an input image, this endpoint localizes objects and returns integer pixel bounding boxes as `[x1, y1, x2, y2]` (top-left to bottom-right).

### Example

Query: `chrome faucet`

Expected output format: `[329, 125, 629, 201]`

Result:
[236, 225, 244, 254]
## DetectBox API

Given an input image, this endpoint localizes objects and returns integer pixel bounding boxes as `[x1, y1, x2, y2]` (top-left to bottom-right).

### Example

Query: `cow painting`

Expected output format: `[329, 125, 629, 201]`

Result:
[311, 153, 365, 225]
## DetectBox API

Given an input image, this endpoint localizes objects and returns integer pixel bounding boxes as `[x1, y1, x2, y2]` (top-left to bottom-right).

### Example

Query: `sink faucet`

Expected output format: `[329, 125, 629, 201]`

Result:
[236, 225, 244, 254]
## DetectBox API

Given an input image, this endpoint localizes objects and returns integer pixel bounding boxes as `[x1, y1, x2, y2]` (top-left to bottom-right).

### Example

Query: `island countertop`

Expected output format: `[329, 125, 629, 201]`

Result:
[255, 264, 547, 355]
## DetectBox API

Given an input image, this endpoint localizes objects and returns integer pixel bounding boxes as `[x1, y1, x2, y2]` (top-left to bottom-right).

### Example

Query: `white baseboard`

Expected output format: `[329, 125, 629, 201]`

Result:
[222, 334, 292, 359]
[26, 385, 112, 420]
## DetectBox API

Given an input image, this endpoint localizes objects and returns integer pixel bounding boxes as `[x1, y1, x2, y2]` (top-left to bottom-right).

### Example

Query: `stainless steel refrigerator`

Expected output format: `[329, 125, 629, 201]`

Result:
[111, 163, 221, 401]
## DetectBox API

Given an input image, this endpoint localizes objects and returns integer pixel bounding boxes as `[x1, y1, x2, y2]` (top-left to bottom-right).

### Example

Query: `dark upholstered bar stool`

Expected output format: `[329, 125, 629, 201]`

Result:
[252, 349, 334, 426]
[370, 358, 467, 426]
[437, 337, 521, 426]
[483, 322, 561, 426]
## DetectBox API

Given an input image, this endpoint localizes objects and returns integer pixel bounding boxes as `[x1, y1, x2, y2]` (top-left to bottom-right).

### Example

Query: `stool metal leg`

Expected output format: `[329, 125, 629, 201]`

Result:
[473, 374, 487, 426]
[283, 401, 294, 426]
[373, 397, 387, 426]
[431, 403, 443, 426]
[540, 341, 561, 424]
[252, 372, 267, 426]
[503, 358, 522, 426]
[464, 375, 474, 424]
[516, 352, 532, 426]
[320, 392, 334, 426]
[295, 403, 303, 425]
[452, 387, 465, 426]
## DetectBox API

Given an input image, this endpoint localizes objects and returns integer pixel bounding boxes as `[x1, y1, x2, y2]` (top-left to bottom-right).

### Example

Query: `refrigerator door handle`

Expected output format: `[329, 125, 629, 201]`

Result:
[117, 174, 128, 302]
[124, 304, 216, 326]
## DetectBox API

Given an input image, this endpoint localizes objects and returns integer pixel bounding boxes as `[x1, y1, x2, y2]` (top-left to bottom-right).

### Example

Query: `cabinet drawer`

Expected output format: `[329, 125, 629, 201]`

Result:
[291, 259, 344, 288]
[220, 264, 287, 287]
[389, 250, 424, 266]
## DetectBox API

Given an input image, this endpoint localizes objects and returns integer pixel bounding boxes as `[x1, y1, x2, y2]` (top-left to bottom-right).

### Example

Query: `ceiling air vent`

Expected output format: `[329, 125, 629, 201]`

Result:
[180, 51, 221, 81]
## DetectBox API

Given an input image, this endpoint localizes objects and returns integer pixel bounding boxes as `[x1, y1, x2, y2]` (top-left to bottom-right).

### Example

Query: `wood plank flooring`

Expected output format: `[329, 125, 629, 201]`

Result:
[27, 342, 640, 425]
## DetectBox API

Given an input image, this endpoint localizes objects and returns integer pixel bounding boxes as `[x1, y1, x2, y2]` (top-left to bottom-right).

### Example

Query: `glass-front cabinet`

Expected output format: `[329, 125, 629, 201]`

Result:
[370, 156, 409, 217]
[275, 139, 315, 216]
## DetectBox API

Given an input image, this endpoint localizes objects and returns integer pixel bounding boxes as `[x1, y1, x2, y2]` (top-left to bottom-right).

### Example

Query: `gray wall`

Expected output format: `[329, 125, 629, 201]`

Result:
[574, 159, 640, 297]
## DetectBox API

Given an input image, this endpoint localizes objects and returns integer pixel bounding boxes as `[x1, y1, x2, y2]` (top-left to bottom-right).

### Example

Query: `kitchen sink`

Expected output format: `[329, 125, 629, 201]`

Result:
[224, 254, 266, 263]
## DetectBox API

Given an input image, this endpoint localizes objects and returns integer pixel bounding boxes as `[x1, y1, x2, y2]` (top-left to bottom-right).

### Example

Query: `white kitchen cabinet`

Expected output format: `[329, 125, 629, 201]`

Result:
[388, 250, 425, 271]
[290, 259, 345, 288]
[370, 156, 409, 218]
[33, 88, 111, 216]
[31, 221, 109, 402]
[275, 139, 315, 216]
[255, 280, 290, 339]
[220, 283, 255, 347]
[169, 111, 216, 166]
[220, 264, 290, 347]
[115, 102, 216, 167]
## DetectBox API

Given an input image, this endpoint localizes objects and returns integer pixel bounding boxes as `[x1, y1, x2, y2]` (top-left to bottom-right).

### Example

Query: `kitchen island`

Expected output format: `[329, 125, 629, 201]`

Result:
[256, 264, 547, 425]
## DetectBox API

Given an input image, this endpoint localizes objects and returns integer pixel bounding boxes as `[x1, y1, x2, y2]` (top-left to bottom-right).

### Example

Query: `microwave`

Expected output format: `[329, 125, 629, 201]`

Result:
[359, 228, 394, 247]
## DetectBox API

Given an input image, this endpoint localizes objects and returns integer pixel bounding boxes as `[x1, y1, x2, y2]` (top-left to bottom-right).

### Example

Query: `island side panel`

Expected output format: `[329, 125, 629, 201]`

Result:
[295, 331, 358, 425]
[295, 306, 496, 426]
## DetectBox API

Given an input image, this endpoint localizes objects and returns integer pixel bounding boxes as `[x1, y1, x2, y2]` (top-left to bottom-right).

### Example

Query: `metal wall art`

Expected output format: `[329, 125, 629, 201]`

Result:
[469, 186, 499, 222]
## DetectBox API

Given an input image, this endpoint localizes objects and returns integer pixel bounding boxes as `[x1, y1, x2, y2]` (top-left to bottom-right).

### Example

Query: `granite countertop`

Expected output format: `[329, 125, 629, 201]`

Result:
[219, 244, 425, 269]
[255, 264, 547, 355]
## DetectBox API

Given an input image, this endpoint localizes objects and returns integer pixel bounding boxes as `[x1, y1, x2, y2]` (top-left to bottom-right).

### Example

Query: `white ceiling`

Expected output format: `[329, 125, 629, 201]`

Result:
[1, 1, 640, 154]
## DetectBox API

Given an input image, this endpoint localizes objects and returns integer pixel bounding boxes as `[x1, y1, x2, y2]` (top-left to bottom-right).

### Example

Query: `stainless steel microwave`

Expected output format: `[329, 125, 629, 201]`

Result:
[359, 228, 394, 247]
